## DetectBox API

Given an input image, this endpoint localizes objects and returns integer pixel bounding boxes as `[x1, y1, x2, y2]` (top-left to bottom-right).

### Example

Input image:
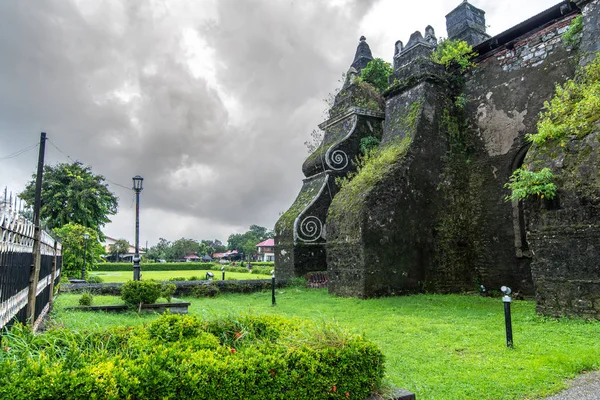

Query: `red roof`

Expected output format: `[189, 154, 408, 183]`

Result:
[256, 238, 274, 247]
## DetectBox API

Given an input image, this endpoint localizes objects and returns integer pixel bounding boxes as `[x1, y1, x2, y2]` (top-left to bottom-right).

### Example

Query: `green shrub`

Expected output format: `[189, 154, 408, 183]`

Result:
[168, 276, 188, 282]
[505, 167, 557, 201]
[96, 262, 219, 271]
[359, 58, 393, 93]
[359, 136, 381, 155]
[431, 39, 477, 72]
[161, 284, 177, 303]
[120, 280, 162, 306]
[86, 275, 104, 283]
[0, 315, 385, 400]
[563, 15, 583, 47]
[526, 53, 600, 145]
[78, 292, 93, 306]
[192, 282, 221, 298]
[147, 313, 207, 342]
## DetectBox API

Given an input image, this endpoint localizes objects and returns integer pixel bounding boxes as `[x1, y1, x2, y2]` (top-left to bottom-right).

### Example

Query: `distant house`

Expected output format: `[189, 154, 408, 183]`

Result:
[256, 238, 274, 262]
[184, 254, 201, 262]
[212, 250, 240, 261]
[101, 236, 145, 262]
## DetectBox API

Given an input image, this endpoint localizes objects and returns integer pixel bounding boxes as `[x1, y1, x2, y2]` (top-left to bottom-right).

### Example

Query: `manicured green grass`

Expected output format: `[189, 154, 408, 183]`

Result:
[89, 269, 269, 283]
[51, 290, 600, 400]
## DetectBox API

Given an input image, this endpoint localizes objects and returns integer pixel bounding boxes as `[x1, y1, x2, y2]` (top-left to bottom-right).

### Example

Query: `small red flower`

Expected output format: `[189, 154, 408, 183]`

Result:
[346, 392, 350, 398]
[234, 332, 242, 339]
[230, 348, 237, 354]
[333, 386, 337, 392]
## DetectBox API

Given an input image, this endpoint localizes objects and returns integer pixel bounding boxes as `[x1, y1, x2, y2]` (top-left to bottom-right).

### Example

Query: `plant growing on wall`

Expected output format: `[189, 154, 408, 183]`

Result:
[359, 58, 393, 93]
[562, 14, 583, 47]
[504, 167, 557, 202]
[431, 39, 477, 72]
[526, 53, 600, 145]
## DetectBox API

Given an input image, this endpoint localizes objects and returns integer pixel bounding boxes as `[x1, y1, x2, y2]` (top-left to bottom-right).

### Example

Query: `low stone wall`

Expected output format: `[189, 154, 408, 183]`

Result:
[61, 279, 287, 296]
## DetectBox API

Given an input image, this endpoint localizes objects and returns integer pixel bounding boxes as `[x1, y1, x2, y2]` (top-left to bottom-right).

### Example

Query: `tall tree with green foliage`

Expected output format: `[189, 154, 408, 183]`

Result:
[167, 238, 200, 260]
[19, 162, 118, 238]
[109, 239, 130, 262]
[227, 225, 273, 260]
[53, 223, 105, 278]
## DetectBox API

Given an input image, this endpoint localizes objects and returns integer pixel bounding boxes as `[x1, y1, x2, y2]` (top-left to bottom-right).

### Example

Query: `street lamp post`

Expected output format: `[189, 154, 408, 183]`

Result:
[132, 175, 144, 281]
[81, 233, 90, 280]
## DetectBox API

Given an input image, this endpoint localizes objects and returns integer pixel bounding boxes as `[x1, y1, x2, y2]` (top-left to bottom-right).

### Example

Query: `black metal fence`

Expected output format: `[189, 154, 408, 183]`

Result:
[0, 206, 62, 331]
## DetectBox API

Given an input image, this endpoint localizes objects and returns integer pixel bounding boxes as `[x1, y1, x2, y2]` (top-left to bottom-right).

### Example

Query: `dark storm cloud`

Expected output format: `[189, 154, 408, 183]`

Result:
[0, 0, 380, 242]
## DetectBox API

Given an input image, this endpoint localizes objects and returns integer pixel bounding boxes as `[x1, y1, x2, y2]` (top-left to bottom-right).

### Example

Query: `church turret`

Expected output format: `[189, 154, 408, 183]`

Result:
[351, 36, 374, 72]
[445, 0, 490, 46]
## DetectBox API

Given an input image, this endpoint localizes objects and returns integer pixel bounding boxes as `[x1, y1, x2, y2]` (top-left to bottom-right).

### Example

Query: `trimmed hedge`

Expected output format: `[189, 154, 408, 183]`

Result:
[95, 262, 272, 275]
[0, 314, 385, 399]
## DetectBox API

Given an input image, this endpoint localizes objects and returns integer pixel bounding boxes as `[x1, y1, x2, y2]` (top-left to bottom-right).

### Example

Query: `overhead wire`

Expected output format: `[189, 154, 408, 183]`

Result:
[46, 137, 132, 191]
[0, 143, 39, 162]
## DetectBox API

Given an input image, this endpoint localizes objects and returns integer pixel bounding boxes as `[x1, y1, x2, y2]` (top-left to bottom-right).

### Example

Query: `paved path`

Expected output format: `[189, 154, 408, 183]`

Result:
[544, 371, 600, 400]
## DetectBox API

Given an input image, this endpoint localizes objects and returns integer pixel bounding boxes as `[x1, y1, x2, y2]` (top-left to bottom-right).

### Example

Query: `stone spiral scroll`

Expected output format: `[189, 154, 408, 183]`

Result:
[325, 148, 349, 171]
[297, 216, 324, 242]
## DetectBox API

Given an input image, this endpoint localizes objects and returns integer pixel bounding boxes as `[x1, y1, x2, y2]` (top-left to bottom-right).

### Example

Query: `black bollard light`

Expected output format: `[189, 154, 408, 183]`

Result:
[271, 270, 276, 306]
[501, 286, 514, 348]
[221, 266, 225, 281]
[206, 271, 214, 281]
[480, 285, 487, 297]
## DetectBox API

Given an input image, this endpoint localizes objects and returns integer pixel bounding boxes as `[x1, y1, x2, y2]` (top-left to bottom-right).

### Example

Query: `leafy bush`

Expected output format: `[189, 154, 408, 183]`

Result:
[359, 58, 393, 93]
[249, 262, 275, 267]
[78, 292, 93, 306]
[86, 275, 104, 283]
[563, 15, 583, 47]
[161, 284, 177, 303]
[96, 262, 220, 271]
[0, 315, 385, 400]
[120, 280, 162, 306]
[505, 167, 557, 201]
[526, 53, 600, 145]
[192, 282, 221, 298]
[431, 39, 477, 72]
[360, 136, 381, 156]
[168, 276, 188, 282]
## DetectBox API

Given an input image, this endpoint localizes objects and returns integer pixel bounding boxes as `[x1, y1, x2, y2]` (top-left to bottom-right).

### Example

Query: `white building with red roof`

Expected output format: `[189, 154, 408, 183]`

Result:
[256, 238, 274, 262]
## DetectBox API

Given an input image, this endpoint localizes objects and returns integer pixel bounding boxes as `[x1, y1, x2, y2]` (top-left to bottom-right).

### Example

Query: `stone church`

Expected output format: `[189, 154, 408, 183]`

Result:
[275, 0, 600, 319]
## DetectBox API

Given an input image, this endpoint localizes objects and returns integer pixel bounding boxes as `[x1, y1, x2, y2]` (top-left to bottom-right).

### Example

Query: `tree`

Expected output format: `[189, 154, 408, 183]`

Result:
[53, 223, 104, 279]
[227, 225, 274, 260]
[19, 162, 118, 237]
[147, 238, 171, 261]
[167, 238, 200, 260]
[109, 239, 130, 262]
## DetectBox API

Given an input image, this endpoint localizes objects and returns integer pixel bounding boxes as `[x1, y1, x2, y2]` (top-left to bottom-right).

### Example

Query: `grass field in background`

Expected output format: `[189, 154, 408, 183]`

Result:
[89, 269, 270, 283]
[51, 289, 600, 400]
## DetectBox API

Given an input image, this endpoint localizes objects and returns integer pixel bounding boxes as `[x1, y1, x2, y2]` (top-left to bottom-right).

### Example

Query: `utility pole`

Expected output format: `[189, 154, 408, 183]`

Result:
[27, 132, 46, 325]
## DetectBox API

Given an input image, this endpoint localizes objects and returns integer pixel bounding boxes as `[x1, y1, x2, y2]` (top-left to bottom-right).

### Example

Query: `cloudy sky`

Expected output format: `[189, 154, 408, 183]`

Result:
[0, 0, 559, 247]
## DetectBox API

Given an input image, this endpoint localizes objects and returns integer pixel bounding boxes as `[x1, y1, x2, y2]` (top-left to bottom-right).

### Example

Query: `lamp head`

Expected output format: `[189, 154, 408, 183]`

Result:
[132, 175, 144, 192]
[501, 286, 512, 295]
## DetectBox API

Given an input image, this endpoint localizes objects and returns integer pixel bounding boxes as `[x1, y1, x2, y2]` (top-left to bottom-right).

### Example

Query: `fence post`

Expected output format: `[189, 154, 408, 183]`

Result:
[26, 132, 46, 325]
[48, 241, 58, 310]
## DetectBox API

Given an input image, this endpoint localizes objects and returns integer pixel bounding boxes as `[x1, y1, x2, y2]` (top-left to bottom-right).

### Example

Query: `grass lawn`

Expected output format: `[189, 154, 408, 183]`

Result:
[89, 269, 270, 282]
[51, 289, 600, 400]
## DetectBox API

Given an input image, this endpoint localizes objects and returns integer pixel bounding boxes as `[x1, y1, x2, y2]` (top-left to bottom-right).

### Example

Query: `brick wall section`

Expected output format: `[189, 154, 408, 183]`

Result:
[483, 15, 578, 72]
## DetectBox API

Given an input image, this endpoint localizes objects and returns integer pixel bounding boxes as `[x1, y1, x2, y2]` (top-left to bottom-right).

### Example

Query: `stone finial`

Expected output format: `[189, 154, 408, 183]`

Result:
[394, 40, 404, 56]
[351, 35, 374, 72]
[405, 31, 426, 50]
[424, 25, 437, 45]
